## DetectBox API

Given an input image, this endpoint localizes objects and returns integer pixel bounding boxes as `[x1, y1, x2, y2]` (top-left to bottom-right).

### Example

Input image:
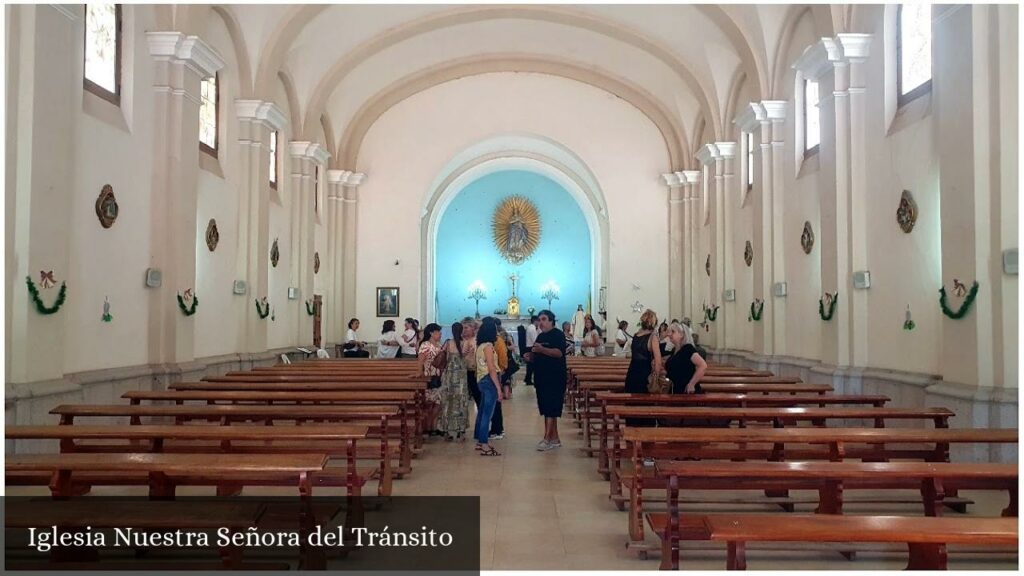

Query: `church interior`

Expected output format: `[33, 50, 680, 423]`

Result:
[3, 2, 1019, 571]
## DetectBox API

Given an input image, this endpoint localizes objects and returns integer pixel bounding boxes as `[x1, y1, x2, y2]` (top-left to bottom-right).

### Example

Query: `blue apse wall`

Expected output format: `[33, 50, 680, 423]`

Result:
[435, 170, 592, 324]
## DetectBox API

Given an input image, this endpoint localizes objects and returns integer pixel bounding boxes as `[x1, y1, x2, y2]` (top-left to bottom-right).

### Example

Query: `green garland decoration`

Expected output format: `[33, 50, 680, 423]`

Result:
[26, 276, 67, 315]
[939, 281, 980, 320]
[176, 292, 198, 316]
[818, 293, 838, 321]
[748, 299, 764, 322]
[305, 299, 315, 316]
[255, 298, 271, 319]
[903, 318, 916, 331]
[703, 303, 720, 322]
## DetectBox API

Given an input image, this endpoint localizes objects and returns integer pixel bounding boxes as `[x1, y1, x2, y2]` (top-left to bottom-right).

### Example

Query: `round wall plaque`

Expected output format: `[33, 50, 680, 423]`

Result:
[95, 184, 119, 228]
[205, 219, 219, 252]
[314, 252, 321, 274]
[897, 190, 918, 233]
[705, 254, 711, 277]
[801, 221, 815, 254]
[270, 239, 280, 268]
[743, 241, 753, 267]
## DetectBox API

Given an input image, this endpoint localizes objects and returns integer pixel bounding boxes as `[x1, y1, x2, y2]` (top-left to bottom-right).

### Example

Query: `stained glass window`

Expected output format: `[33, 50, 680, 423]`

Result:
[269, 131, 278, 188]
[746, 131, 755, 189]
[199, 74, 218, 154]
[84, 4, 121, 103]
[897, 4, 932, 103]
[804, 79, 820, 155]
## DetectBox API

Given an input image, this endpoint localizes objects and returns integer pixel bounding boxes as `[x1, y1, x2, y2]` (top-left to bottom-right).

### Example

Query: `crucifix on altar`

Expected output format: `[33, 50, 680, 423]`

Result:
[507, 272, 521, 319]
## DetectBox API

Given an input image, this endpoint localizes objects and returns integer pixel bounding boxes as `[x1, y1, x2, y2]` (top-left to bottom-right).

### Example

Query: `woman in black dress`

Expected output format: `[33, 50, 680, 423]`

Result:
[624, 309, 663, 394]
[663, 322, 707, 394]
[525, 309, 567, 451]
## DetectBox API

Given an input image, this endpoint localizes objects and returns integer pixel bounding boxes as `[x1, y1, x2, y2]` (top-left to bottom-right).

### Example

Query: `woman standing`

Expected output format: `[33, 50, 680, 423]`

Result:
[461, 318, 479, 405]
[527, 310, 567, 451]
[438, 322, 470, 441]
[376, 320, 400, 359]
[561, 322, 576, 356]
[399, 318, 419, 358]
[579, 314, 603, 357]
[614, 320, 631, 357]
[474, 321, 503, 456]
[624, 310, 663, 394]
[416, 323, 444, 436]
[663, 323, 707, 394]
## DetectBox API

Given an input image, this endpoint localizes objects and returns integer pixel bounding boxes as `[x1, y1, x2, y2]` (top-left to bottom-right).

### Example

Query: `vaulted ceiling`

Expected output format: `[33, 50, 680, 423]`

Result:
[160, 4, 843, 170]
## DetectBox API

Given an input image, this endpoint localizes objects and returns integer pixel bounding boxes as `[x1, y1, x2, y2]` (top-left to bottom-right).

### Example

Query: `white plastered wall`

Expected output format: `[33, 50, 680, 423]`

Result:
[351, 72, 670, 329]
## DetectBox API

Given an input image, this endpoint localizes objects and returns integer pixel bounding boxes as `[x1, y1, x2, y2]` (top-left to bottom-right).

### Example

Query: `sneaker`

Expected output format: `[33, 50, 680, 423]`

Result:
[489, 432, 505, 440]
[537, 441, 558, 452]
[547, 440, 562, 448]
[536, 439, 550, 449]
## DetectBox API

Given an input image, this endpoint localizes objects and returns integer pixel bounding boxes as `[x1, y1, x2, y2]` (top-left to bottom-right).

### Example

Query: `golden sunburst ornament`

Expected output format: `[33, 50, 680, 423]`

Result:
[492, 196, 541, 264]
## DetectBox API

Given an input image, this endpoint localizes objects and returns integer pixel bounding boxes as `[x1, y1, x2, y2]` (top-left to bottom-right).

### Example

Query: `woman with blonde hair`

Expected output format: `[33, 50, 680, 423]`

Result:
[624, 309, 663, 394]
[664, 322, 707, 394]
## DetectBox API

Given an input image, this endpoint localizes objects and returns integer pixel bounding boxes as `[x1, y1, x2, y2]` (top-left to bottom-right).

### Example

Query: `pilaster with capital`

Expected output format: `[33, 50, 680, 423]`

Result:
[662, 172, 686, 321]
[146, 31, 224, 365]
[695, 144, 723, 347]
[681, 171, 701, 322]
[234, 99, 287, 353]
[289, 142, 330, 345]
[325, 170, 346, 345]
[341, 173, 366, 323]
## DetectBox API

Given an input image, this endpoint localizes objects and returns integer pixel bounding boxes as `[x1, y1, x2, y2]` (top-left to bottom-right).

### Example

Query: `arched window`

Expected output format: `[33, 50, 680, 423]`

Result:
[84, 3, 121, 105]
[269, 131, 279, 189]
[199, 73, 218, 156]
[803, 79, 820, 156]
[897, 4, 932, 106]
[746, 131, 755, 190]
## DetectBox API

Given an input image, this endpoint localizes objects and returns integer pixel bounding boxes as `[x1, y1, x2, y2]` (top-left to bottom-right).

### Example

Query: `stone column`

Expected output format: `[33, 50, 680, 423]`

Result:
[695, 144, 721, 348]
[736, 101, 787, 358]
[146, 32, 224, 366]
[681, 171, 701, 323]
[326, 170, 345, 345]
[288, 142, 329, 345]
[7, 6, 79, 384]
[662, 172, 685, 321]
[795, 38, 847, 368]
[715, 143, 737, 349]
[234, 100, 286, 354]
[341, 173, 366, 323]
[764, 102, 788, 357]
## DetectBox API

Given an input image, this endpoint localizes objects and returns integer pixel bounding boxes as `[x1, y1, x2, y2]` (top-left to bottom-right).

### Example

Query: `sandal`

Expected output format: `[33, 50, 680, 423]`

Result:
[479, 446, 501, 457]
[475, 443, 485, 451]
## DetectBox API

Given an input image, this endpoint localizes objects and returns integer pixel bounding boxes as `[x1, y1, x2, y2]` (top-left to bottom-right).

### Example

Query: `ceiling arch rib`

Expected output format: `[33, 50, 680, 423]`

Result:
[334, 54, 690, 172]
[275, 5, 724, 142]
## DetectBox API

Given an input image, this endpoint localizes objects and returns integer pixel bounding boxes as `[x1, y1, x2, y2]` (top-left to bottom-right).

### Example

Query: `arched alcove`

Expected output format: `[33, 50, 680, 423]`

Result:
[421, 134, 609, 322]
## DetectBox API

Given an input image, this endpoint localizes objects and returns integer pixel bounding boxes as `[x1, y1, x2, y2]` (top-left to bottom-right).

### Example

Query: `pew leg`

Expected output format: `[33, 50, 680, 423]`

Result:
[906, 543, 947, 570]
[726, 541, 747, 570]
[1001, 485, 1017, 517]
[148, 472, 176, 500]
[921, 478, 944, 517]
[817, 480, 843, 515]
[216, 483, 244, 497]
[659, 535, 672, 570]
[839, 550, 857, 561]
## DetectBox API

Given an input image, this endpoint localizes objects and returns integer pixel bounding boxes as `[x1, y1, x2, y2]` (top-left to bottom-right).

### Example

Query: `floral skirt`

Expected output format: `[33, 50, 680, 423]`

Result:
[438, 355, 470, 434]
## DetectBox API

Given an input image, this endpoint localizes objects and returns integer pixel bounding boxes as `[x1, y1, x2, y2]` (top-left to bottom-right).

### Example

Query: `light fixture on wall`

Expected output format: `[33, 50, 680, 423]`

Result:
[467, 280, 487, 319]
[540, 280, 560, 309]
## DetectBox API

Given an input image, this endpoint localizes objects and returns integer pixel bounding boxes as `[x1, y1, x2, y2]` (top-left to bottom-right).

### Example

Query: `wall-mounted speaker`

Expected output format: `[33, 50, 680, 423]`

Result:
[1003, 249, 1018, 275]
[144, 268, 162, 288]
[233, 280, 247, 295]
[723, 289, 736, 302]
[288, 287, 299, 300]
[853, 270, 871, 289]
[773, 282, 788, 297]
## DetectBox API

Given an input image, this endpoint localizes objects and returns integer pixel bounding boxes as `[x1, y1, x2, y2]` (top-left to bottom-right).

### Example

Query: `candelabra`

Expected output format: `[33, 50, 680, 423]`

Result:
[540, 280, 560, 309]
[467, 280, 487, 319]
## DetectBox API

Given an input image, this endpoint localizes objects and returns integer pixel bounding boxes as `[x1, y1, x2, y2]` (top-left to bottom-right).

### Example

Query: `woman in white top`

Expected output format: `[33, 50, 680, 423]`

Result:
[579, 314, 603, 357]
[614, 320, 631, 357]
[398, 317, 419, 358]
[343, 318, 369, 358]
[377, 320, 400, 359]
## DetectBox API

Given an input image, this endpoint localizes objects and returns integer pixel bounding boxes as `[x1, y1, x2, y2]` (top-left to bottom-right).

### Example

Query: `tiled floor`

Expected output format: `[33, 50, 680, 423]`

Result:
[8, 383, 1017, 570]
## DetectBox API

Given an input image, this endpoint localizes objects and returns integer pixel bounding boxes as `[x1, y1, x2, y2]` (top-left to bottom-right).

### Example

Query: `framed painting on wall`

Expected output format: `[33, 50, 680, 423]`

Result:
[377, 287, 399, 317]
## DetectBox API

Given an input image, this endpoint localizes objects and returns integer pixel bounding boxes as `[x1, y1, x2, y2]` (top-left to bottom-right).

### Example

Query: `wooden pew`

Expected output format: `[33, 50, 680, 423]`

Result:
[699, 383, 832, 394]
[6, 453, 330, 498]
[589, 392, 891, 472]
[122, 390, 416, 476]
[703, 515, 1017, 570]
[618, 426, 1019, 542]
[651, 460, 1019, 569]
[48, 404, 400, 491]
[7, 424, 380, 496]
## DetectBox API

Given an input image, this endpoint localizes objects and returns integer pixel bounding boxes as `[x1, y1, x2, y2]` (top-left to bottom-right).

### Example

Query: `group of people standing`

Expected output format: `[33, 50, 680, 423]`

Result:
[624, 309, 708, 396]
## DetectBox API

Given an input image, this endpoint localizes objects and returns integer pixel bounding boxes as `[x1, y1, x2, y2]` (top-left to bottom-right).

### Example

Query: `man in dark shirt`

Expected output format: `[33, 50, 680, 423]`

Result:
[524, 309, 567, 451]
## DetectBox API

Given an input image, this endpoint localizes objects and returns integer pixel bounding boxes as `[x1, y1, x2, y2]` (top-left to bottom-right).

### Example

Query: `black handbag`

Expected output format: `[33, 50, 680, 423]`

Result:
[428, 375, 442, 390]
